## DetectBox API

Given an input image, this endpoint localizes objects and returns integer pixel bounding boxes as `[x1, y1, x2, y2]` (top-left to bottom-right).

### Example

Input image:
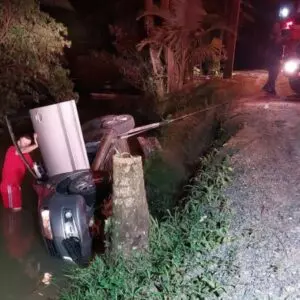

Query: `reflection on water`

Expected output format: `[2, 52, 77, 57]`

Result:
[0, 207, 66, 300]
[0, 138, 66, 300]
[2, 210, 33, 260]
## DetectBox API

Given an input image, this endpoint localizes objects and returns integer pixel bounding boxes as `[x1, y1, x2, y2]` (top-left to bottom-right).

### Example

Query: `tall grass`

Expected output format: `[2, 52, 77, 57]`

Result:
[60, 150, 232, 300]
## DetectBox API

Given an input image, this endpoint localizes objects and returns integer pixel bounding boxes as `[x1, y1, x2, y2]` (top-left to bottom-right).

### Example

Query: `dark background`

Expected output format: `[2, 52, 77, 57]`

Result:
[41, 0, 282, 77]
[235, 0, 281, 70]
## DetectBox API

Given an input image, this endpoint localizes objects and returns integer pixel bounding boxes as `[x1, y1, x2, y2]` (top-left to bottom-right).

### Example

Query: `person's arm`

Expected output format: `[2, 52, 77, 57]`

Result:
[21, 144, 38, 154]
[21, 133, 38, 154]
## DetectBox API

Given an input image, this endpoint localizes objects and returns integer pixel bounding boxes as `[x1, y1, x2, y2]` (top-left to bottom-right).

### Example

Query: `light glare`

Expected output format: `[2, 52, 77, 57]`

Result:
[283, 60, 299, 74]
[280, 7, 290, 18]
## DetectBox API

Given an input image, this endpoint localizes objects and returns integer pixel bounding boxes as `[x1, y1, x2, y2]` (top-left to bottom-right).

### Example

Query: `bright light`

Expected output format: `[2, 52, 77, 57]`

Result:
[65, 211, 72, 219]
[42, 272, 52, 285]
[280, 7, 290, 18]
[283, 60, 299, 74]
[41, 209, 53, 240]
[285, 21, 294, 29]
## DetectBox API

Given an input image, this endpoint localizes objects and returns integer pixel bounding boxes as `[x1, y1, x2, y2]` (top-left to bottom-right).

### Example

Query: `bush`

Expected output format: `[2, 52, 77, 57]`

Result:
[60, 150, 233, 300]
[113, 50, 159, 97]
[0, 0, 77, 119]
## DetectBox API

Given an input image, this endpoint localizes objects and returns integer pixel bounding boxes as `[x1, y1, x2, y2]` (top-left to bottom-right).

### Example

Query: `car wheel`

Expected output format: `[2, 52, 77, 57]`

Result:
[82, 115, 135, 142]
[289, 78, 300, 94]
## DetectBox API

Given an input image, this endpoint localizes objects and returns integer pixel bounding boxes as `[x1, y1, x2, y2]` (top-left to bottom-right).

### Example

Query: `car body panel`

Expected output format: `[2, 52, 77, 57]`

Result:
[29, 100, 90, 177]
[36, 170, 96, 265]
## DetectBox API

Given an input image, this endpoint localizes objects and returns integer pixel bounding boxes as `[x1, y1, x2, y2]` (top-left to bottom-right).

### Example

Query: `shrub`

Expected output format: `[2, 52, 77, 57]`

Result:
[0, 0, 76, 119]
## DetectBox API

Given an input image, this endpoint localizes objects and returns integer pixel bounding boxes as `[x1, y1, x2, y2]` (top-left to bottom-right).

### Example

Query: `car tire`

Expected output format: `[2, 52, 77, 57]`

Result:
[289, 78, 300, 94]
[82, 115, 135, 142]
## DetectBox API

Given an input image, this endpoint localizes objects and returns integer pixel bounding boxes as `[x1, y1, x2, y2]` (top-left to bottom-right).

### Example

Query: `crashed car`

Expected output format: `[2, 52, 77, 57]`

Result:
[6, 100, 136, 265]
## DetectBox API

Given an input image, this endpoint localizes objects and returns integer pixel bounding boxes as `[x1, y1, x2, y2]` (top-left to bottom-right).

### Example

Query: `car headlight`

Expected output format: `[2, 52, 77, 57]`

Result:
[280, 7, 290, 18]
[41, 209, 53, 240]
[283, 60, 299, 74]
[63, 209, 79, 239]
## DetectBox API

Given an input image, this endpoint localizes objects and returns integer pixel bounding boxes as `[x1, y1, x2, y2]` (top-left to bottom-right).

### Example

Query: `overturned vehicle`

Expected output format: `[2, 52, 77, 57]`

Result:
[6, 100, 142, 266]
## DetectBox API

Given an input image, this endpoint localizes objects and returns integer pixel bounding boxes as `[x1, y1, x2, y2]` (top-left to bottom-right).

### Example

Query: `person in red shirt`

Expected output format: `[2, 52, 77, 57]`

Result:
[0, 134, 38, 211]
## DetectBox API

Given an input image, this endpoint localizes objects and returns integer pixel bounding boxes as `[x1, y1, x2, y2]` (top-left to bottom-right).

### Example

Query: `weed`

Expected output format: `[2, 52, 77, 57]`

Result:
[60, 150, 233, 300]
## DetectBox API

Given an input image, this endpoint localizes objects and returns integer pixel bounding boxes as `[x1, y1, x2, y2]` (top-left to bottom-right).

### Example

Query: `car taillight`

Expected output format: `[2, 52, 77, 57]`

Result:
[285, 21, 294, 29]
[41, 209, 53, 240]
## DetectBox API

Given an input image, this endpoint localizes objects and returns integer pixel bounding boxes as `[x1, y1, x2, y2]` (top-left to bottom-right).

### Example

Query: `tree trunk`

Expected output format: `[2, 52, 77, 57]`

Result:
[166, 48, 177, 92]
[149, 47, 165, 98]
[144, 0, 154, 33]
[178, 48, 187, 90]
[145, 0, 165, 98]
[220, 0, 228, 45]
[111, 154, 150, 257]
[161, 0, 177, 93]
[223, 0, 241, 79]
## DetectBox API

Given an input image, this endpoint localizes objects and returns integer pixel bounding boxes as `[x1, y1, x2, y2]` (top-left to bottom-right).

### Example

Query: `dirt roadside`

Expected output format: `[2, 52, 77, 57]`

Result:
[218, 95, 300, 299]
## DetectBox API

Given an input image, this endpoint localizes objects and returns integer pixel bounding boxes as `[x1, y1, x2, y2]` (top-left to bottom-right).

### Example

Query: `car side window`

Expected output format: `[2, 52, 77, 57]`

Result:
[85, 141, 100, 165]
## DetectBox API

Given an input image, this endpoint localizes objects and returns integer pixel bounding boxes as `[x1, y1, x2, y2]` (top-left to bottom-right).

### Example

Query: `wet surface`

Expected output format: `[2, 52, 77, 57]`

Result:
[0, 138, 67, 300]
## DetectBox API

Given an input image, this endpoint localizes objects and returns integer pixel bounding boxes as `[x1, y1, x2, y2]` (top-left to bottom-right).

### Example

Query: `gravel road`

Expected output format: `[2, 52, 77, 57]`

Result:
[219, 97, 300, 300]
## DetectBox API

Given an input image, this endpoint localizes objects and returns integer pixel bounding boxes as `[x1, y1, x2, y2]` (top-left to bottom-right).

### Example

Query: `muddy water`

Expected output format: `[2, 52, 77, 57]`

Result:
[0, 137, 67, 300]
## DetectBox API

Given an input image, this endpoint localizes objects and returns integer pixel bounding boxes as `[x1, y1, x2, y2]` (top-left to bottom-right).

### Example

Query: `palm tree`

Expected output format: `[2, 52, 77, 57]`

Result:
[138, 0, 226, 93]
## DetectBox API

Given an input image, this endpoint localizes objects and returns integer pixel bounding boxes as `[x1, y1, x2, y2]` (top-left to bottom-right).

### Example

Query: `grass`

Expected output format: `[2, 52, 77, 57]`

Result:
[59, 150, 233, 300]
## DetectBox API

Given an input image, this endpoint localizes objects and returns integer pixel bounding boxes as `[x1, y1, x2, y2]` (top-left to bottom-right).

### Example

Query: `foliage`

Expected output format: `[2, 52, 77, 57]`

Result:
[109, 24, 160, 97]
[137, 0, 228, 91]
[109, 0, 230, 97]
[0, 0, 76, 119]
[113, 49, 159, 97]
[60, 150, 233, 300]
[201, 38, 226, 76]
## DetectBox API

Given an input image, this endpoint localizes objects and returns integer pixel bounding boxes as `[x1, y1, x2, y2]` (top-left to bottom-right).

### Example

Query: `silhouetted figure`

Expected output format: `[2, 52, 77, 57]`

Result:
[263, 22, 284, 96]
